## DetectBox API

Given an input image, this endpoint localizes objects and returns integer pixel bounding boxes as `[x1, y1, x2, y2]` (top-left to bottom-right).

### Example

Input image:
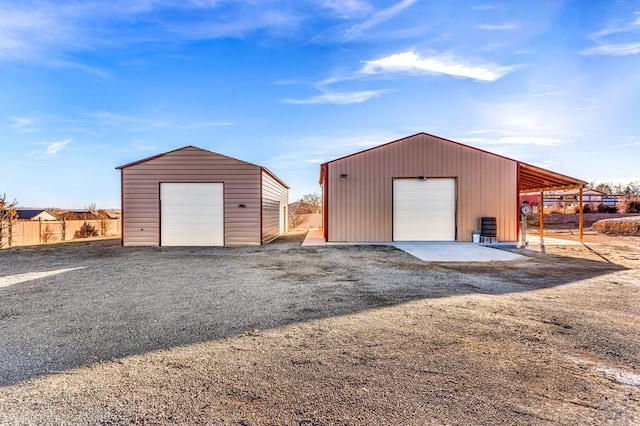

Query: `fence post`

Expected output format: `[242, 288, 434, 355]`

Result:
[39, 218, 42, 244]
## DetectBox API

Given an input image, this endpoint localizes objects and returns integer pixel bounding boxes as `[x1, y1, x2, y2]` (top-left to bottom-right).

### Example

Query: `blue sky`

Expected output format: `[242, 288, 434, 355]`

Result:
[2, 0, 640, 208]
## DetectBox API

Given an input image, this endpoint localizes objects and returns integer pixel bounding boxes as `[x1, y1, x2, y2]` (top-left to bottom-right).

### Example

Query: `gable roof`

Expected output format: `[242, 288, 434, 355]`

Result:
[116, 145, 289, 189]
[15, 209, 57, 220]
[320, 132, 586, 193]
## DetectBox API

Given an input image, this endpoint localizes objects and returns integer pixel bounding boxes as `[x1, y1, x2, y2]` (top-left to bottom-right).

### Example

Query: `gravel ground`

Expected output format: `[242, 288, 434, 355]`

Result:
[0, 231, 639, 425]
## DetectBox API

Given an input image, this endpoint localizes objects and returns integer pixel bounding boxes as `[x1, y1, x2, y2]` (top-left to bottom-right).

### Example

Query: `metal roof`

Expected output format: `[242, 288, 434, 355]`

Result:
[116, 145, 289, 189]
[319, 132, 586, 192]
[518, 162, 586, 193]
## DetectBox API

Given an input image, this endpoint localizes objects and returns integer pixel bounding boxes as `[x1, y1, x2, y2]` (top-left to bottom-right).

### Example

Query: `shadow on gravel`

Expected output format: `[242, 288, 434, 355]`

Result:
[0, 232, 628, 386]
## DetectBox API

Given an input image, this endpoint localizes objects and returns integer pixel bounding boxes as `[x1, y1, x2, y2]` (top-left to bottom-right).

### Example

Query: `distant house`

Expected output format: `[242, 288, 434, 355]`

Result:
[57, 211, 101, 221]
[15, 209, 58, 221]
[521, 189, 609, 212]
[103, 210, 121, 220]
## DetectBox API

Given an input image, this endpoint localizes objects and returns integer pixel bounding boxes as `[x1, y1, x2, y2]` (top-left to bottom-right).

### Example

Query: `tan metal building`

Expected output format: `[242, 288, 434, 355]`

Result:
[320, 133, 585, 243]
[117, 146, 288, 246]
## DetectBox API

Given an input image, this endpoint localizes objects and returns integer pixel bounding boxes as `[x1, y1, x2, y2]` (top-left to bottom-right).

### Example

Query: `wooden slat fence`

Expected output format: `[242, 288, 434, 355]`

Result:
[2, 219, 120, 248]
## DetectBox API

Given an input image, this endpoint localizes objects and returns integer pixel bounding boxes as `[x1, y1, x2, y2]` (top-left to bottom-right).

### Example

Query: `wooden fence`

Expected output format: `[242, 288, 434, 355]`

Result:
[290, 213, 322, 229]
[1, 219, 120, 248]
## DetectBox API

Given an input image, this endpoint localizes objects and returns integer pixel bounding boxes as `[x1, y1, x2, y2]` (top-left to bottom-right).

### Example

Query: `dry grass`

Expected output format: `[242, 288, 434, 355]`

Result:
[592, 216, 640, 235]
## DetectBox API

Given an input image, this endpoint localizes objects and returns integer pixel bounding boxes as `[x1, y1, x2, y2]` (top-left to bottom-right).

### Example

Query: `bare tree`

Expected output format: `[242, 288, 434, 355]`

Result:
[86, 202, 111, 236]
[288, 209, 305, 229]
[0, 193, 18, 249]
[41, 224, 56, 243]
[295, 193, 322, 214]
[288, 193, 323, 229]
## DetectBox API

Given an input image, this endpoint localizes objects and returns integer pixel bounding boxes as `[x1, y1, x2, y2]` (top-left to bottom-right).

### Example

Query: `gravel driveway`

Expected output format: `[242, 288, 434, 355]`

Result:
[1, 232, 639, 425]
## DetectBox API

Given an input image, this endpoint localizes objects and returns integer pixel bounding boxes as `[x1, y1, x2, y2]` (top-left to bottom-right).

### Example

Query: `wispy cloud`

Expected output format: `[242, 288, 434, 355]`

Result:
[84, 110, 168, 130]
[266, 131, 403, 169]
[471, 4, 497, 11]
[181, 121, 235, 129]
[46, 138, 72, 155]
[476, 23, 518, 30]
[459, 131, 562, 147]
[134, 144, 157, 151]
[11, 117, 40, 133]
[611, 142, 640, 148]
[0, 1, 304, 70]
[361, 51, 516, 82]
[582, 13, 640, 56]
[341, 0, 418, 41]
[582, 43, 640, 56]
[530, 86, 565, 98]
[287, 49, 516, 105]
[318, 0, 372, 19]
[283, 90, 391, 105]
[611, 136, 640, 148]
[573, 98, 599, 111]
[273, 79, 300, 85]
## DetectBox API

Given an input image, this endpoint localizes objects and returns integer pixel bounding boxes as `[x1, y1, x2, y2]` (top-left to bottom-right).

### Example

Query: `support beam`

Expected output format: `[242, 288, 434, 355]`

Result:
[539, 190, 545, 239]
[579, 186, 584, 242]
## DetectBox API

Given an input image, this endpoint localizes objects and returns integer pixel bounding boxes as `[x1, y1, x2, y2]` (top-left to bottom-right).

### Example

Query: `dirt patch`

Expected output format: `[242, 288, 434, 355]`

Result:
[0, 233, 639, 425]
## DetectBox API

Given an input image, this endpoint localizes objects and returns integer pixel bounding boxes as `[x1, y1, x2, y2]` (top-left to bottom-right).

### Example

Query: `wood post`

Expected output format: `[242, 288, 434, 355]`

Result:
[539, 190, 544, 239]
[579, 186, 584, 242]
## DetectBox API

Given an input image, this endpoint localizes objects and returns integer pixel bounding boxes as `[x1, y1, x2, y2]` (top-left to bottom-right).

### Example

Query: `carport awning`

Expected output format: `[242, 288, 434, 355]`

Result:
[519, 162, 586, 193]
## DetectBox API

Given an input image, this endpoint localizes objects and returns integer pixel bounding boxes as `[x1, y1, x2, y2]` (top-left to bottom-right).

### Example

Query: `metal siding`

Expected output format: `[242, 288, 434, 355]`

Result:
[327, 133, 518, 242]
[122, 147, 261, 246]
[261, 170, 289, 243]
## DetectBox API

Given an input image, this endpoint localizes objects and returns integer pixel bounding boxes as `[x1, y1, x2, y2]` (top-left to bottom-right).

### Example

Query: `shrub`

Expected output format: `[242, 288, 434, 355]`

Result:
[74, 223, 98, 238]
[581, 204, 592, 213]
[626, 201, 640, 213]
[596, 203, 618, 213]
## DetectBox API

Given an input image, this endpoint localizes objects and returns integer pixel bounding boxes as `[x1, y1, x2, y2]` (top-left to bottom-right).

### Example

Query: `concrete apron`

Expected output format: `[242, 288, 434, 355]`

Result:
[392, 241, 526, 262]
[302, 230, 525, 262]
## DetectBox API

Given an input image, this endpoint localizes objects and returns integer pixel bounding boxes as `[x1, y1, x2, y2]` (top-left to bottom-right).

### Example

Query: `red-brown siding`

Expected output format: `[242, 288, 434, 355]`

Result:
[324, 133, 518, 242]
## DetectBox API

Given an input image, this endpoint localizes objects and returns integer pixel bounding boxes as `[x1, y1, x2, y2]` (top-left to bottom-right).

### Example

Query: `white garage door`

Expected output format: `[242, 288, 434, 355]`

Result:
[160, 183, 224, 246]
[393, 178, 456, 241]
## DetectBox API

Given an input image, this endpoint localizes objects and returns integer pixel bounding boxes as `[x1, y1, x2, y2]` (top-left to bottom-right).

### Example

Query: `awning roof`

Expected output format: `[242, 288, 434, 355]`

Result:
[519, 162, 586, 193]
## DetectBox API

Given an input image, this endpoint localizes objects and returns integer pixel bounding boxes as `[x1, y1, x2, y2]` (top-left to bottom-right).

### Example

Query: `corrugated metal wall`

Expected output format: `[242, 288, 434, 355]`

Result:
[121, 147, 262, 246]
[261, 170, 289, 242]
[325, 133, 518, 242]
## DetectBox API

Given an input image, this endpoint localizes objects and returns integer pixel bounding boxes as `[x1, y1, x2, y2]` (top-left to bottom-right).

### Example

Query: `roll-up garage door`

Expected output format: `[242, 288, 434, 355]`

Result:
[160, 183, 224, 246]
[393, 178, 456, 241]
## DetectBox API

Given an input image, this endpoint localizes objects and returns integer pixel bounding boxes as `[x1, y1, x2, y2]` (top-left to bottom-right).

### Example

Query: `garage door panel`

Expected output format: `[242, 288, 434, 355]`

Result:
[161, 183, 224, 246]
[393, 179, 456, 241]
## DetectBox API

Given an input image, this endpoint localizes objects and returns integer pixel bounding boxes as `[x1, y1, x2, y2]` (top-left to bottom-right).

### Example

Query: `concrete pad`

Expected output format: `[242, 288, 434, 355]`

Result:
[301, 228, 326, 246]
[392, 242, 526, 262]
[303, 230, 525, 262]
